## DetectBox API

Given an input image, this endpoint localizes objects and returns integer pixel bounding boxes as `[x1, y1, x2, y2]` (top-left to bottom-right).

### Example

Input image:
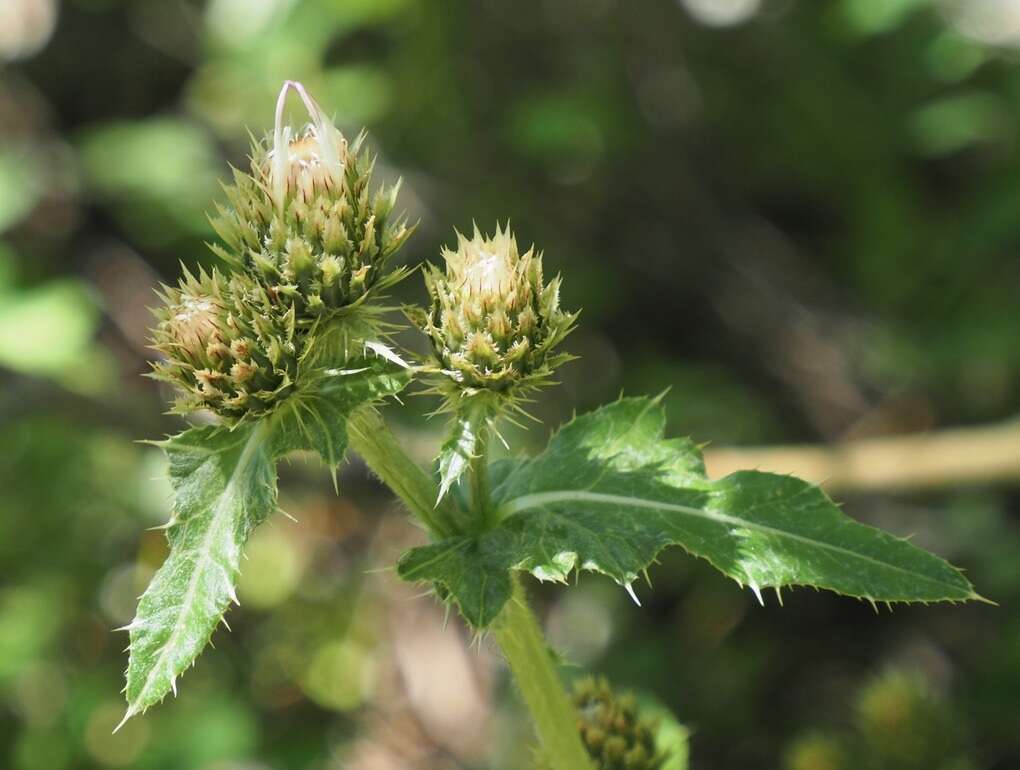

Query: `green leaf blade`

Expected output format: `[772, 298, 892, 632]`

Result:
[496, 473, 976, 603]
[398, 534, 516, 628]
[706, 470, 975, 602]
[123, 354, 410, 724]
[398, 397, 979, 628]
[122, 421, 276, 724]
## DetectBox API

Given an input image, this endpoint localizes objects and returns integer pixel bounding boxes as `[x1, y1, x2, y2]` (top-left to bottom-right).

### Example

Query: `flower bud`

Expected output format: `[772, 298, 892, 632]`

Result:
[410, 224, 576, 397]
[537, 677, 668, 770]
[150, 267, 298, 420]
[210, 81, 412, 324]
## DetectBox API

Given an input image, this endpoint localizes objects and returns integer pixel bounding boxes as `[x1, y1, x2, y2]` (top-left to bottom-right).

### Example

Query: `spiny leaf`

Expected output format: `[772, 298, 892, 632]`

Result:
[436, 409, 484, 504]
[397, 397, 980, 628]
[122, 356, 410, 726]
[121, 420, 276, 727]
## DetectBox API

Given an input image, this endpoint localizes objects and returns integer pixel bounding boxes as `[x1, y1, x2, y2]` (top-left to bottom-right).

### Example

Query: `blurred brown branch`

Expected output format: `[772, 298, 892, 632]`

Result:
[704, 419, 1020, 492]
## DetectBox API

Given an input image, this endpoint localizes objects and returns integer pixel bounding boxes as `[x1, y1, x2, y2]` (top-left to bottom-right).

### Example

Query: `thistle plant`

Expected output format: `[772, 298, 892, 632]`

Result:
[120, 81, 984, 769]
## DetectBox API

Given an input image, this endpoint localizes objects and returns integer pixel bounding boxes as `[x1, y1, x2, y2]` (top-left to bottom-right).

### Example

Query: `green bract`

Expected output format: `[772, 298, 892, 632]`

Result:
[210, 82, 412, 325]
[150, 267, 298, 420]
[410, 224, 577, 396]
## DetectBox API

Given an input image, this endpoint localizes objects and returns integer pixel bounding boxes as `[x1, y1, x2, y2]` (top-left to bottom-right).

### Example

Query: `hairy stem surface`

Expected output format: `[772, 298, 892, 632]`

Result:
[471, 424, 492, 531]
[347, 406, 455, 537]
[493, 577, 595, 770]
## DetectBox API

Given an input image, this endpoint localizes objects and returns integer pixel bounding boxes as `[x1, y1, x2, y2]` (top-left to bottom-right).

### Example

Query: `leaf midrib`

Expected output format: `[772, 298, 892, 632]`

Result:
[129, 420, 267, 714]
[495, 489, 970, 596]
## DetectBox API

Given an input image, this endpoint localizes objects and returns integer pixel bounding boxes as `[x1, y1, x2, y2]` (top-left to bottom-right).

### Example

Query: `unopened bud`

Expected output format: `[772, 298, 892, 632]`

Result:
[150, 268, 299, 420]
[210, 81, 413, 325]
[410, 223, 576, 397]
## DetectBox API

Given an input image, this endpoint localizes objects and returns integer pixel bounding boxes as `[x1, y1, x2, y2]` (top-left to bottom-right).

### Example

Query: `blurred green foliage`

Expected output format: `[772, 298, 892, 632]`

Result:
[1, 0, 1019, 768]
[784, 669, 974, 770]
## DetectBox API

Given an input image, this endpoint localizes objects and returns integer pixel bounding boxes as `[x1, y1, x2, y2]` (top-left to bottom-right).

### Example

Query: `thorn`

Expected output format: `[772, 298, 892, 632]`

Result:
[227, 586, 241, 606]
[362, 564, 398, 575]
[435, 482, 450, 507]
[750, 582, 765, 607]
[221, 616, 232, 632]
[170, 677, 177, 697]
[147, 517, 178, 532]
[364, 340, 411, 368]
[113, 706, 135, 734]
[866, 597, 879, 614]
[489, 420, 510, 451]
[408, 588, 437, 602]
[624, 582, 642, 607]
[773, 586, 784, 607]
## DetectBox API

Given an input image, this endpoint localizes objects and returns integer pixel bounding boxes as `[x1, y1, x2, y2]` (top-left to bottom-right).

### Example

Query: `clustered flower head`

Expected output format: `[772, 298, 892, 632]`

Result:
[150, 81, 418, 421]
[549, 677, 668, 770]
[150, 267, 298, 421]
[150, 83, 576, 427]
[409, 223, 576, 400]
[210, 81, 412, 325]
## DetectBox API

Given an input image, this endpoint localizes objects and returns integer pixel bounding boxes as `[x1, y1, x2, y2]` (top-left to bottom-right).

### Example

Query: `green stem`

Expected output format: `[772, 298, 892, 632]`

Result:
[347, 406, 455, 538]
[470, 424, 492, 530]
[350, 407, 591, 768]
[494, 577, 595, 770]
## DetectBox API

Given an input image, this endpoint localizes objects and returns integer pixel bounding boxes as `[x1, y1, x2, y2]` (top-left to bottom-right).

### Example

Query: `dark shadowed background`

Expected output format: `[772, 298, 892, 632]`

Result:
[1, 0, 1019, 768]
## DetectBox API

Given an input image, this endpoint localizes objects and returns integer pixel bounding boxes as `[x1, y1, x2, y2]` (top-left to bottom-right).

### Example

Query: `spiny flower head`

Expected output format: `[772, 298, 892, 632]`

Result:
[409, 223, 576, 399]
[210, 81, 412, 325]
[538, 677, 668, 770]
[150, 267, 299, 420]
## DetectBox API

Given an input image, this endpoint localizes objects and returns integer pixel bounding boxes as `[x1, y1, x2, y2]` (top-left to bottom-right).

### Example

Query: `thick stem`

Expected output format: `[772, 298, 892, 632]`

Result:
[347, 406, 455, 538]
[493, 577, 595, 770]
